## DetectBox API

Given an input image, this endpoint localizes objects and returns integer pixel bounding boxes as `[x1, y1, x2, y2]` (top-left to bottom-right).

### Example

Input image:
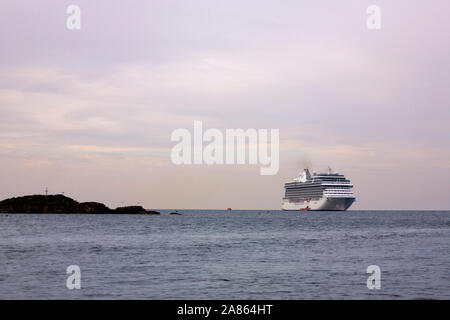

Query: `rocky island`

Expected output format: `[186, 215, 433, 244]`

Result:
[0, 194, 160, 214]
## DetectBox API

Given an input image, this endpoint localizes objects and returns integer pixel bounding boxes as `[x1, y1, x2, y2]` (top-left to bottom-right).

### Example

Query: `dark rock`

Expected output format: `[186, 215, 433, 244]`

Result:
[0, 195, 159, 215]
[145, 210, 161, 215]
[113, 206, 160, 215]
[170, 211, 182, 215]
[75, 202, 112, 214]
[0, 194, 78, 213]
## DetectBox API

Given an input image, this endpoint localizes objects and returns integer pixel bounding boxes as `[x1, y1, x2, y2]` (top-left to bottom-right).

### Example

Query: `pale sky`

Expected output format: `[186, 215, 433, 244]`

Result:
[0, 1, 449, 210]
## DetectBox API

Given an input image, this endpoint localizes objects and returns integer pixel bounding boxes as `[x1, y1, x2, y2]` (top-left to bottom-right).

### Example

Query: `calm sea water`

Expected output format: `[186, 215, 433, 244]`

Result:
[0, 210, 449, 299]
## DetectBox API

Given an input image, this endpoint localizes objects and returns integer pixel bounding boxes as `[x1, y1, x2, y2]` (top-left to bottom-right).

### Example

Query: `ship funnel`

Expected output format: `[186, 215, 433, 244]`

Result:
[296, 168, 311, 182]
[304, 168, 312, 180]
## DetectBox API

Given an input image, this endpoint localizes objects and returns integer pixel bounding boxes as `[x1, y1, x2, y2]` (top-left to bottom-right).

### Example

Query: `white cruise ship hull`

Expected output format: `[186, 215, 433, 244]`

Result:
[281, 197, 355, 211]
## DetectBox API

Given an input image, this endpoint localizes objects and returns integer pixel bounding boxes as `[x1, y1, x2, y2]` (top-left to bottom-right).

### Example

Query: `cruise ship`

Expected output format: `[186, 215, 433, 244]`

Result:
[282, 168, 355, 211]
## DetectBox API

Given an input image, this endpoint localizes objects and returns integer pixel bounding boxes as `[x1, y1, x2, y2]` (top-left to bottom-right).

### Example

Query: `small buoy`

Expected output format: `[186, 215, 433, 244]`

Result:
[227, 208, 232, 211]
